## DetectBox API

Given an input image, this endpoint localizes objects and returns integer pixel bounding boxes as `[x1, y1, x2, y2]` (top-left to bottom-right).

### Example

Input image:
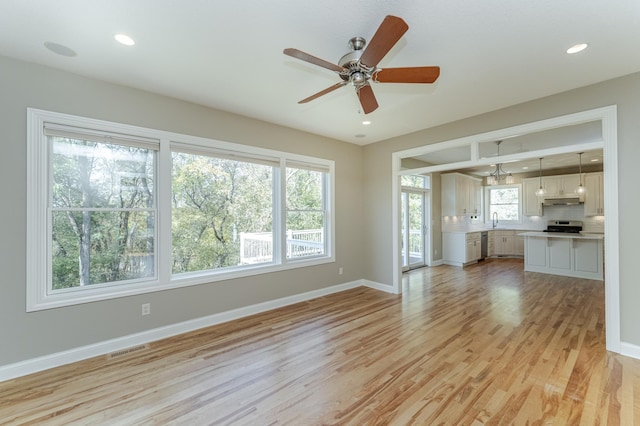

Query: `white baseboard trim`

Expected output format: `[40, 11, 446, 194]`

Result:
[364, 280, 397, 294]
[620, 342, 640, 360]
[0, 280, 365, 383]
[430, 260, 444, 266]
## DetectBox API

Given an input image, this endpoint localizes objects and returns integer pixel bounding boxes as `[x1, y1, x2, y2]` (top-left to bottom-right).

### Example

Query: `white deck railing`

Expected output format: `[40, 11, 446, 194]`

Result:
[239, 229, 323, 264]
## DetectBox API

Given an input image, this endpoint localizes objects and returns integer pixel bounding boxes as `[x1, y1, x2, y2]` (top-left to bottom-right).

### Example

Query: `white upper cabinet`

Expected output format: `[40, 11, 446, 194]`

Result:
[441, 173, 482, 216]
[542, 174, 581, 197]
[523, 177, 543, 216]
[584, 172, 604, 216]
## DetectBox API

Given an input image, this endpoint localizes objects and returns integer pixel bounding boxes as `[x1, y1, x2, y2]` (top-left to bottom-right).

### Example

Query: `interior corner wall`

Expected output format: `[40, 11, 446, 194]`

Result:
[362, 71, 640, 347]
[0, 55, 364, 366]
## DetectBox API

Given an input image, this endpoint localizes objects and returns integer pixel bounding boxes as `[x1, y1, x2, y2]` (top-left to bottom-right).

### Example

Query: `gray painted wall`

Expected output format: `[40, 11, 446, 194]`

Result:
[0, 55, 364, 366]
[363, 71, 640, 346]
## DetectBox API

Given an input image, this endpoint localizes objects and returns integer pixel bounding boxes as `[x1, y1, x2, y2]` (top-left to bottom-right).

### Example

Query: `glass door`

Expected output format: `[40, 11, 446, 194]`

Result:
[401, 189, 428, 271]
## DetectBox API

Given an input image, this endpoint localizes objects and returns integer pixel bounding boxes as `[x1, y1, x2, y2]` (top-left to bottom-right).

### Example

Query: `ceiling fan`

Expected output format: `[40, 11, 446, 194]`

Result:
[283, 15, 440, 114]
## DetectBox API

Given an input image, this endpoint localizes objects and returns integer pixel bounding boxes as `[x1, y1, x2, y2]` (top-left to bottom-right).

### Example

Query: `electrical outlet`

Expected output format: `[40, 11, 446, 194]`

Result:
[141, 303, 151, 316]
[339, 267, 343, 275]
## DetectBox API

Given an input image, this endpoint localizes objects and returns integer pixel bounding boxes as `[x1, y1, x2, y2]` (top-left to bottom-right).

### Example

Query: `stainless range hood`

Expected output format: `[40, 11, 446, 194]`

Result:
[542, 197, 584, 206]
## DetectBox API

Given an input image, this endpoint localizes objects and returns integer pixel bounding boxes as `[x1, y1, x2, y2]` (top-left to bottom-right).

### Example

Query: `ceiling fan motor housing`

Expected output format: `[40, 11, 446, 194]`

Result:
[339, 37, 374, 87]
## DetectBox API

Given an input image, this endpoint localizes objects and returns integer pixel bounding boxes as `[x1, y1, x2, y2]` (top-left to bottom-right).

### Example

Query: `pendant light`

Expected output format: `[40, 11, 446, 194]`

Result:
[486, 141, 514, 185]
[535, 157, 546, 197]
[575, 152, 586, 195]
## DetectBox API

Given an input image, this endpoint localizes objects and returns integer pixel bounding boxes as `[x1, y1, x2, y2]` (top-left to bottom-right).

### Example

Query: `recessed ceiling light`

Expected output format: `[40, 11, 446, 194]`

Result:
[591, 158, 599, 162]
[114, 34, 135, 46]
[44, 41, 77, 57]
[362, 120, 371, 125]
[355, 134, 366, 138]
[522, 166, 529, 170]
[567, 43, 588, 54]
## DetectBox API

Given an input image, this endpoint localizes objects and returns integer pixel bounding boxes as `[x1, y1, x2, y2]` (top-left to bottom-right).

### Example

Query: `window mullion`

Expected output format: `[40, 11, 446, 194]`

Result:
[158, 138, 172, 282]
[277, 158, 286, 263]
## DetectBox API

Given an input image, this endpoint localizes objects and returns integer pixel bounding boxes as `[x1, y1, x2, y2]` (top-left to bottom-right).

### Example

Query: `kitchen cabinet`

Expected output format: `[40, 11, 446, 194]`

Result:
[443, 232, 481, 267]
[487, 230, 525, 257]
[487, 234, 495, 256]
[441, 173, 482, 217]
[573, 238, 603, 275]
[523, 173, 585, 216]
[548, 238, 572, 271]
[522, 232, 604, 280]
[523, 178, 543, 216]
[584, 172, 604, 216]
[543, 174, 581, 197]
[514, 233, 525, 256]
[468, 179, 481, 216]
[492, 230, 515, 256]
[525, 236, 548, 268]
[465, 232, 481, 262]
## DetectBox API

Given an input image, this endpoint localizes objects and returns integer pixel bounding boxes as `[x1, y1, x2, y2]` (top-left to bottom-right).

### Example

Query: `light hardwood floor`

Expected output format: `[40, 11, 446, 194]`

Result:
[2, 259, 640, 425]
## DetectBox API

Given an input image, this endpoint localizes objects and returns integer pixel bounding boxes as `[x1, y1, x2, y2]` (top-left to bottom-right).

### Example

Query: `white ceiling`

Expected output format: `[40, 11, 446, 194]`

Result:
[1, 1, 640, 145]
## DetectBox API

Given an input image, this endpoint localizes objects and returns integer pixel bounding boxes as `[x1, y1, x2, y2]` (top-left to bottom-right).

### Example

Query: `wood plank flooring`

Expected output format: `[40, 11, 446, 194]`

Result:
[2, 258, 640, 425]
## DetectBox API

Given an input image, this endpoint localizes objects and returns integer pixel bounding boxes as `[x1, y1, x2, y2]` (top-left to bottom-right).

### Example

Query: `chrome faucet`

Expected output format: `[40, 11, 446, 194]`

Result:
[492, 212, 498, 229]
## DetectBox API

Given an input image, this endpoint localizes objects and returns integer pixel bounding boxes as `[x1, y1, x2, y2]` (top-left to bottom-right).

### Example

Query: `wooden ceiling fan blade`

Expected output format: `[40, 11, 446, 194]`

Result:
[357, 84, 378, 114]
[298, 81, 348, 104]
[359, 15, 409, 68]
[283, 48, 345, 73]
[373, 66, 441, 83]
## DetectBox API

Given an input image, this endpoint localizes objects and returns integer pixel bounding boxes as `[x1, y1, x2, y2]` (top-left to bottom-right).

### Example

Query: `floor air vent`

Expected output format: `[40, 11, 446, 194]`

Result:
[106, 344, 150, 360]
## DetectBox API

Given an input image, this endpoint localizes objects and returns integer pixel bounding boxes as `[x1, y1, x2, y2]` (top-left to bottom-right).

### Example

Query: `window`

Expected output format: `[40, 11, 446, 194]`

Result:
[171, 149, 275, 274]
[286, 163, 328, 260]
[27, 109, 334, 311]
[50, 133, 157, 291]
[401, 174, 430, 189]
[486, 185, 521, 223]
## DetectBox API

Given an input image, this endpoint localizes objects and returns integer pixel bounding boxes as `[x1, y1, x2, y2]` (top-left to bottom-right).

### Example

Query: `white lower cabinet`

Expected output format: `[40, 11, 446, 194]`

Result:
[574, 239, 601, 274]
[488, 230, 523, 257]
[548, 238, 572, 271]
[466, 233, 481, 262]
[523, 233, 603, 281]
[525, 237, 547, 268]
[493, 231, 514, 255]
[443, 232, 481, 267]
[444, 229, 527, 267]
[515, 234, 525, 256]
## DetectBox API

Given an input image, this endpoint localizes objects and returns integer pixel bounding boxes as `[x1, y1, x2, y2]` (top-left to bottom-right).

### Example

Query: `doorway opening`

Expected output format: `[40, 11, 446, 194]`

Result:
[391, 105, 620, 354]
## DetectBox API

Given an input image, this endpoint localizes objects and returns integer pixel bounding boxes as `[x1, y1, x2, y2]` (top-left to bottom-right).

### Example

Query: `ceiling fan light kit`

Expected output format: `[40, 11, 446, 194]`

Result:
[283, 15, 440, 114]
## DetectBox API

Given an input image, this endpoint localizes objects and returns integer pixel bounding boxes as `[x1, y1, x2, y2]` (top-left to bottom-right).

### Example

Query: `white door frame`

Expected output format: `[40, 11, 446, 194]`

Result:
[390, 105, 620, 354]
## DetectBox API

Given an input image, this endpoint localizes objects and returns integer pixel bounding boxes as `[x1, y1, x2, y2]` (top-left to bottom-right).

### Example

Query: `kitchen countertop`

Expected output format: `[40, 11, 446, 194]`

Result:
[519, 231, 604, 240]
[442, 229, 536, 234]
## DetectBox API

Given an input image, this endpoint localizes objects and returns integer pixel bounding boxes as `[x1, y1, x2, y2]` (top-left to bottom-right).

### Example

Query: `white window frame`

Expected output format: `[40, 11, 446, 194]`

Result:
[284, 161, 330, 262]
[27, 108, 335, 311]
[484, 184, 523, 225]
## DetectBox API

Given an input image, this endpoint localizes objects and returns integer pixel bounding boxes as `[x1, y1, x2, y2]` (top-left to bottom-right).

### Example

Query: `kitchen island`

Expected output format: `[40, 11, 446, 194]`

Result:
[520, 232, 604, 281]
